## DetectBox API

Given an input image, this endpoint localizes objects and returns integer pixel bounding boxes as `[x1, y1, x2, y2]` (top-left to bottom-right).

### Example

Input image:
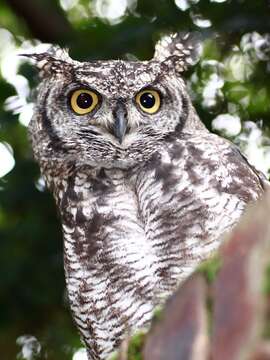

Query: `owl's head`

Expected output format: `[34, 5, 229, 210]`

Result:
[26, 33, 204, 172]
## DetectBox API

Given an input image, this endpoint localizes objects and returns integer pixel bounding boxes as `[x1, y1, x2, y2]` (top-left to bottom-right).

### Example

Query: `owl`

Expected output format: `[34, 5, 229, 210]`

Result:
[25, 33, 268, 360]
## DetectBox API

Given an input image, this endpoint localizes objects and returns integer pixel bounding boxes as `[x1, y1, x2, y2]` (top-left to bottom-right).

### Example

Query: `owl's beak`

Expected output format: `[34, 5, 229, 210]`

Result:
[113, 103, 128, 144]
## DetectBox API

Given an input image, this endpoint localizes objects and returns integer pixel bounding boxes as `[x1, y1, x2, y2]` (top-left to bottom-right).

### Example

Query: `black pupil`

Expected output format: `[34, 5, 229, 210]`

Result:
[140, 92, 155, 108]
[76, 92, 93, 109]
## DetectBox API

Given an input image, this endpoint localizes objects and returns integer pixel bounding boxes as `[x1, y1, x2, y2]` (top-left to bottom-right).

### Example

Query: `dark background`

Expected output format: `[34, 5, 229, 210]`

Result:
[0, 0, 270, 359]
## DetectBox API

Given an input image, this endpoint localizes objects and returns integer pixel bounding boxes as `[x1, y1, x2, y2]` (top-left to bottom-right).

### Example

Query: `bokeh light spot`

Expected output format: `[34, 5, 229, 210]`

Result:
[0, 142, 15, 178]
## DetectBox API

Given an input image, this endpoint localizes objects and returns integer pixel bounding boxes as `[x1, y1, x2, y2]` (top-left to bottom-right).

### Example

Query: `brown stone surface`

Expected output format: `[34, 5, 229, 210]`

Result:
[143, 274, 208, 360]
[251, 341, 270, 360]
[210, 193, 270, 360]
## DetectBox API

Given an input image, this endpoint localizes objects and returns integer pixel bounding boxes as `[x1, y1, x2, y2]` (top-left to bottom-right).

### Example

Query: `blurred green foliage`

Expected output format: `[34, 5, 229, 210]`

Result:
[0, 0, 270, 359]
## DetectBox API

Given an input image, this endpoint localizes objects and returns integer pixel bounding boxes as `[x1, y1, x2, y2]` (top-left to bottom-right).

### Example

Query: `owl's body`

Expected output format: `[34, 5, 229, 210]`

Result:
[27, 33, 267, 359]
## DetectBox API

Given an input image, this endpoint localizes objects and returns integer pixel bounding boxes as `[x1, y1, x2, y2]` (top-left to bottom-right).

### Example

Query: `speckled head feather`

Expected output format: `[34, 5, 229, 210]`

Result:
[26, 32, 267, 360]
[154, 32, 202, 72]
[21, 46, 76, 77]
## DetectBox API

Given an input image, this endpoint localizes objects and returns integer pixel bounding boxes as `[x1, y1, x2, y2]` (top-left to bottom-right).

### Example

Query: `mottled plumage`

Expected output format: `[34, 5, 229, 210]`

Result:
[26, 33, 267, 360]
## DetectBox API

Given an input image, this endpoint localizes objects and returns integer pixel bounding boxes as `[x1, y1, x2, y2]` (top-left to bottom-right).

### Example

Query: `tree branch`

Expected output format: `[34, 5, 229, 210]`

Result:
[5, 0, 73, 43]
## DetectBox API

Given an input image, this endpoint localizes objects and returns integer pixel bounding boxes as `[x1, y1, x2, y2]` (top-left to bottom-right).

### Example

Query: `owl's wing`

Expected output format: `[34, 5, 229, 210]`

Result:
[227, 140, 270, 191]
[168, 131, 268, 200]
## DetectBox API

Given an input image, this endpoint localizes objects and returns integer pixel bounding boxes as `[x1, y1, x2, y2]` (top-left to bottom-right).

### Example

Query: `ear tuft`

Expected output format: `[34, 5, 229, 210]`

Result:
[20, 46, 73, 78]
[154, 32, 202, 73]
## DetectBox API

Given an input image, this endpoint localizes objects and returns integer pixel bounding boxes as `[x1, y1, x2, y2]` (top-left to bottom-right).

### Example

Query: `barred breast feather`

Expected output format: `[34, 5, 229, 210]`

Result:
[57, 131, 264, 360]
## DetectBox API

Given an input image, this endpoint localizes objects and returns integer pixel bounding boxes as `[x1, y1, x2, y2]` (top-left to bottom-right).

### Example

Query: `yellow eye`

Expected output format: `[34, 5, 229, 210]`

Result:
[135, 89, 161, 114]
[70, 89, 99, 115]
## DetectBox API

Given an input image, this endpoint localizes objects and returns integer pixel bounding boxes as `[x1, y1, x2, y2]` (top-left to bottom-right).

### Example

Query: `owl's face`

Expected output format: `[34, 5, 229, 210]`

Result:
[28, 33, 202, 170]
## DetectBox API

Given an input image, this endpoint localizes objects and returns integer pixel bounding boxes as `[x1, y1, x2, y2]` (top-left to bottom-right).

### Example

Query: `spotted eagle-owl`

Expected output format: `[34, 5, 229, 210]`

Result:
[26, 33, 268, 359]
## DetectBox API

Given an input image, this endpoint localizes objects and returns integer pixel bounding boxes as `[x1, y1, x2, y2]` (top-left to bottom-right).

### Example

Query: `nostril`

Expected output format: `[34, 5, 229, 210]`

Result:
[125, 124, 131, 134]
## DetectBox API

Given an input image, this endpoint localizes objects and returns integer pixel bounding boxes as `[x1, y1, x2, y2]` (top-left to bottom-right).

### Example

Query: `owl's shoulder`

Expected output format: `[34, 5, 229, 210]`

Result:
[137, 131, 266, 200]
